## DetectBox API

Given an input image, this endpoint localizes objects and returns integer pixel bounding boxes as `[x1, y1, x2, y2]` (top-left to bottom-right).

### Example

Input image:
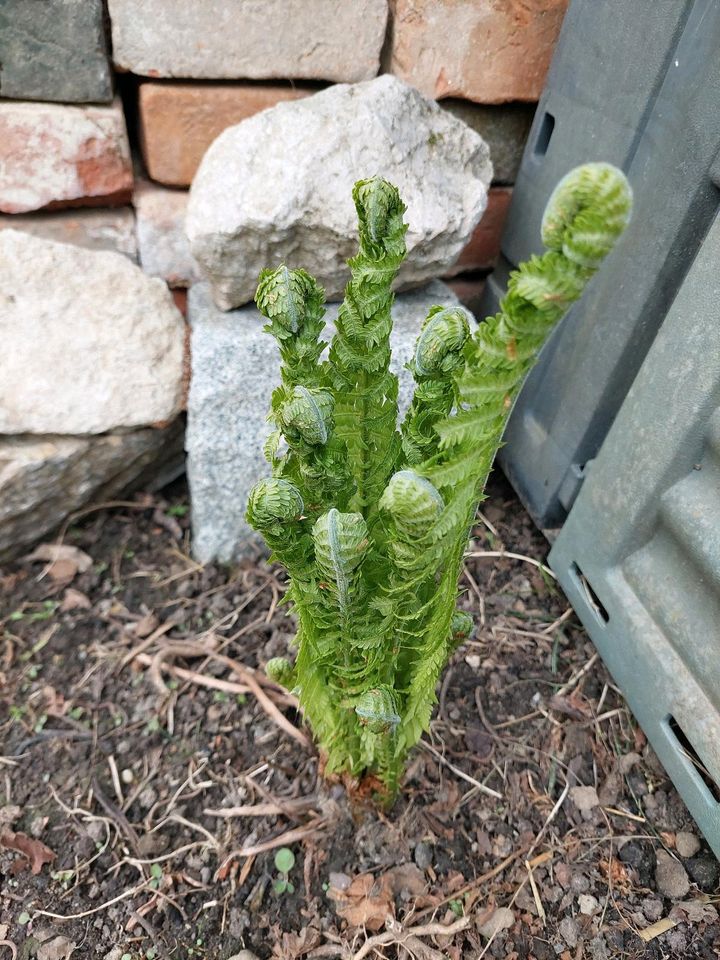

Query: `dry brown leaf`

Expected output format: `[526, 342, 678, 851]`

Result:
[670, 899, 719, 924]
[0, 827, 56, 874]
[60, 588, 92, 612]
[132, 612, 160, 638]
[23, 544, 92, 573]
[328, 872, 394, 931]
[37, 936, 76, 960]
[384, 862, 427, 897]
[270, 925, 321, 959]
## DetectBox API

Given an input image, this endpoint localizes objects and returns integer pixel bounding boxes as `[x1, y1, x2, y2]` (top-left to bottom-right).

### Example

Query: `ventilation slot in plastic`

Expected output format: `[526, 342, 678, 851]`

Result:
[570, 562, 609, 624]
[534, 111, 555, 157]
[666, 715, 720, 804]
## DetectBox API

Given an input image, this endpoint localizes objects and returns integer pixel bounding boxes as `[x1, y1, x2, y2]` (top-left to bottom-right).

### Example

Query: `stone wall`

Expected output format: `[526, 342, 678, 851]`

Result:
[0, 0, 568, 561]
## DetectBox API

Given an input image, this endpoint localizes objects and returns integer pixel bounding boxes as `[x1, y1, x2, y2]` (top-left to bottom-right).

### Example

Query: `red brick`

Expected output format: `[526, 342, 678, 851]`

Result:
[445, 188, 512, 276]
[139, 82, 313, 187]
[388, 0, 568, 104]
[0, 99, 132, 214]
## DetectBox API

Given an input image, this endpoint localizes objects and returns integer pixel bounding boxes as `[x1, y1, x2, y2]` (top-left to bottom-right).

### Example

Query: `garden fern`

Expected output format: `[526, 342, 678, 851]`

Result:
[247, 164, 632, 801]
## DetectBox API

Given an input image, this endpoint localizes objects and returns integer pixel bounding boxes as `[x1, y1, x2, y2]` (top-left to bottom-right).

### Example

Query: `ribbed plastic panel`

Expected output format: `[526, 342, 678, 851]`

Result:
[549, 212, 720, 857]
[483, 0, 720, 530]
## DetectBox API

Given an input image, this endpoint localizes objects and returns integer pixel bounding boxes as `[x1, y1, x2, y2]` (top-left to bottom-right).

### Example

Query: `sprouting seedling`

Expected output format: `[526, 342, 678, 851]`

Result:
[273, 847, 296, 894]
[246, 166, 632, 802]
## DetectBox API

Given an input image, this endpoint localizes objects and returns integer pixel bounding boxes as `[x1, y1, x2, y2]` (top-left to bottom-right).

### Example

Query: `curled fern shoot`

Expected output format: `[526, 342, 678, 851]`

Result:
[245, 164, 632, 803]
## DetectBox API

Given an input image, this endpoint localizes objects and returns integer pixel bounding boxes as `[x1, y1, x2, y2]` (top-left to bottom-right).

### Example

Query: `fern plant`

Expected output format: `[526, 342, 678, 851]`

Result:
[247, 163, 632, 801]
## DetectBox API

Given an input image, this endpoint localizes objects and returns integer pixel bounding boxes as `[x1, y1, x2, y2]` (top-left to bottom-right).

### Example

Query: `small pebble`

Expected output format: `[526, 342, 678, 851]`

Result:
[414, 841, 433, 870]
[579, 893, 600, 916]
[559, 916, 579, 947]
[120, 768, 134, 784]
[675, 830, 700, 859]
[641, 897, 663, 921]
[569, 785, 600, 814]
[226, 953, 260, 960]
[655, 849, 690, 899]
[686, 852, 720, 890]
[478, 906, 514, 940]
[570, 871, 590, 894]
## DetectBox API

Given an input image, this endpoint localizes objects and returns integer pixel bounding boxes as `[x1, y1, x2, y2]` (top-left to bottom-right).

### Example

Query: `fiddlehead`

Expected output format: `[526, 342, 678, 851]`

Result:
[327, 177, 408, 516]
[401, 305, 472, 465]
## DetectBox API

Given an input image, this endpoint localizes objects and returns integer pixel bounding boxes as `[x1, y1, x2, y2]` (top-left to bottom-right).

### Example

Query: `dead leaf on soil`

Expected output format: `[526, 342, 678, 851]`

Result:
[670, 899, 719, 924]
[270, 924, 321, 960]
[36, 936, 76, 960]
[60, 588, 92, 612]
[22, 544, 93, 584]
[0, 827, 56, 874]
[328, 872, 394, 931]
[131, 611, 160, 638]
[328, 862, 429, 931]
[0, 806, 21, 827]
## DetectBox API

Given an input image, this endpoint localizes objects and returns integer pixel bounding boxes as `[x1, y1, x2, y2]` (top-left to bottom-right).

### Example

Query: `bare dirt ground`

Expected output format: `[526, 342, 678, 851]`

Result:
[1, 473, 718, 960]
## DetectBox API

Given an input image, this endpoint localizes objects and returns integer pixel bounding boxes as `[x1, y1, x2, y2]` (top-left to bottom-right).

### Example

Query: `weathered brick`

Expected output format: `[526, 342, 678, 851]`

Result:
[0, 100, 132, 214]
[445, 188, 512, 276]
[138, 82, 313, 187]
[388, 0, 568, 104]
[0, 0, 112, 104]
[0, 208, 137, 260]
[134, 180, 200, 287]
[440, 102, 534, 184]
[109, 0, 388, 82]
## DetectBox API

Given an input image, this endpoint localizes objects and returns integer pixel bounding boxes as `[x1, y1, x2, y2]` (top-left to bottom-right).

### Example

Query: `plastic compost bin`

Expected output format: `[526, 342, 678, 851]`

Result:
[483, 0, 720, 856]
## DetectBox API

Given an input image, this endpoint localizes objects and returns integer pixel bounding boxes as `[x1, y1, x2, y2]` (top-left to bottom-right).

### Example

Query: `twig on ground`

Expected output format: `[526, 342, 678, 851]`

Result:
[350, 917, 471, 960]
[33, 880, 151, 921]
[420, 740, 502, 799]
[465, 549, 557, 580]
[217, 817, 328, 870]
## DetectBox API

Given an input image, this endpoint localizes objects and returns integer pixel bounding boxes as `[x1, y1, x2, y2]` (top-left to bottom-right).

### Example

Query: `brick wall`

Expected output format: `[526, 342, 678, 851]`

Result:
[0, 0, 569, 557]
[0, 0, 568, 309]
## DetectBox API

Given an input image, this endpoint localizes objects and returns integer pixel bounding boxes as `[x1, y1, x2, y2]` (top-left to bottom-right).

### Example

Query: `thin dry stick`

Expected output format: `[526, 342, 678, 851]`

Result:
[421, 740, 502, 800]
[217, 818, 328, 871]
[205, 797, 318, 818]
[465, 549, 557, 580]
[554, 652, 599, 697]
[33, 880, 150, 921]
[350, 917, 471, 960]
[137, 642, 311, 748]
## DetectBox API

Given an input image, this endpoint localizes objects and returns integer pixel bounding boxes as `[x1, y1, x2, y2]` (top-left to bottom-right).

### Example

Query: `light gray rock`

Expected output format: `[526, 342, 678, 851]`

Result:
[109, 0, 387, 82]
[0, 208, 137, 260]
[0, 0, 113, 104]
[187, 75, 492, 309]
[135, 181, 201, 287]
[478, 907, 515, 940]
[674, 831, 700, 859]
[186, 280, 465, 563]
[0, 424, 184, 561]
[0, 230, 186, 435]
[655, 849, 690, 900]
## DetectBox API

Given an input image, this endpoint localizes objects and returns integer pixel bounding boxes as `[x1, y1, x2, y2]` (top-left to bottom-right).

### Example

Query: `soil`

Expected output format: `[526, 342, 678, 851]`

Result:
[1, 473, 718, 960]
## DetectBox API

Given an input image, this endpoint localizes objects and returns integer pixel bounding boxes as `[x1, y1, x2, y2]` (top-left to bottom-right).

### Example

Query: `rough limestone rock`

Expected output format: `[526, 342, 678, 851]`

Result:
[0, 424, 184, 561]
[0, 230, 186, 435]
[0, 0, 113, 104]
[187, 76, 492, 309]
[135, 181, 200, 287]
[0, 208, 137, 260]
[109, 0, 387, 82]
[0, 99, 132, 214]
[187, 280, 468, 563]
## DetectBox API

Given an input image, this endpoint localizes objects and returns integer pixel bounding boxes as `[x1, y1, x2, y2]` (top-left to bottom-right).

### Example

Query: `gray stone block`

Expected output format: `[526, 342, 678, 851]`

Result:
[186, 280, 468, 563]
[440, 101, 535, 185]
[0, 0, 113, 104]
[0, 422, 184, 561]
[0, 208, 137, 260]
